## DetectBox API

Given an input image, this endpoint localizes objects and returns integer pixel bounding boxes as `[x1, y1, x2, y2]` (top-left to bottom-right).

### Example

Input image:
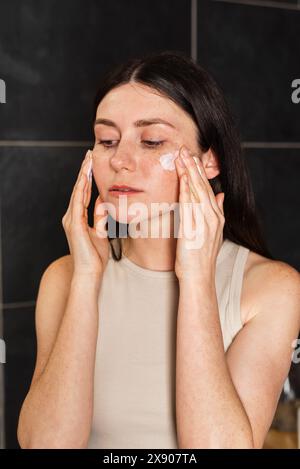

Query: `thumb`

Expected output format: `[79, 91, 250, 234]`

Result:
[93, 192, 109, 238]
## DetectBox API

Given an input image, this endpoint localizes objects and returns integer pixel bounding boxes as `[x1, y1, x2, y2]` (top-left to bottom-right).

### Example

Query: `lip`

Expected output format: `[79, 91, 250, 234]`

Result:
[109, 184, 144, 192]
[109, 190, 142, 197]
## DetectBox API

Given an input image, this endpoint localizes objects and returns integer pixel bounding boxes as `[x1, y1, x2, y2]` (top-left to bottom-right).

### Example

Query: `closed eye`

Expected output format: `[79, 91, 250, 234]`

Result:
[97, 140, 165, 148]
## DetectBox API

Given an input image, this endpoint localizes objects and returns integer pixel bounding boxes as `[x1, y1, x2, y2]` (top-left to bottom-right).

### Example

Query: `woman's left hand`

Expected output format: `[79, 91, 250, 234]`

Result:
[174, 145, 225, 282]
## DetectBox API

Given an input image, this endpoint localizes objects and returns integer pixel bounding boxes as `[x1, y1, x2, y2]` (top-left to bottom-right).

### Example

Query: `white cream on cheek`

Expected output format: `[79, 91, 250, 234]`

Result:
[159, 150, 180, 171]
[159, 150, 202, 175]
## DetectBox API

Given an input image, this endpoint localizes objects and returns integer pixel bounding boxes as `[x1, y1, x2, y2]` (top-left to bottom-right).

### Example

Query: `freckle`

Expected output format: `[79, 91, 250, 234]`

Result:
[159, 150, 180, 171]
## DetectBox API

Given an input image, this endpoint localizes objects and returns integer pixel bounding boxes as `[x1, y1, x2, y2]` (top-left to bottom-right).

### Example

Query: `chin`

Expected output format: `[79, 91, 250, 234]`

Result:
[114, 212, 149, 226]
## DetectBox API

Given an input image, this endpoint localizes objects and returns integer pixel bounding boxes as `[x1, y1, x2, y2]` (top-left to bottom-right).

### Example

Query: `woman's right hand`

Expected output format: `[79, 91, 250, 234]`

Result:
[62, 150, 110, 277]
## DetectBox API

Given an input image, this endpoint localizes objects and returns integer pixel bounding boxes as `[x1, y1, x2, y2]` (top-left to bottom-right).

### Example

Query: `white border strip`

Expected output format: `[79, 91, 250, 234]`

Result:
[213, 0, 300, 12]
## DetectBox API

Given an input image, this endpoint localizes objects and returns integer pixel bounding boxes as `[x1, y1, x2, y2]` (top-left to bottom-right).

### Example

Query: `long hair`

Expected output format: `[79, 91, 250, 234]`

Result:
[93, 50, 273, 261]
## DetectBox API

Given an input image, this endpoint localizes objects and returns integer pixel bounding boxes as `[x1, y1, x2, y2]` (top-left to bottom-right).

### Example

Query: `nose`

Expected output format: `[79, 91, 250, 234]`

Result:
[110, 142, 137, 172]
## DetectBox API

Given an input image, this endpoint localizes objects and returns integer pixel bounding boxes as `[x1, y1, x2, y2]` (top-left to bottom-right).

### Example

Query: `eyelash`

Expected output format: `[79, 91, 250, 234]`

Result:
[97, 140, 164, 149]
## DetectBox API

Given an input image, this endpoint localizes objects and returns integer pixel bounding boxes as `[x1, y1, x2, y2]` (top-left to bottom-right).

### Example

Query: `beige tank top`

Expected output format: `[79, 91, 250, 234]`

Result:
[87, 238, 250, 449]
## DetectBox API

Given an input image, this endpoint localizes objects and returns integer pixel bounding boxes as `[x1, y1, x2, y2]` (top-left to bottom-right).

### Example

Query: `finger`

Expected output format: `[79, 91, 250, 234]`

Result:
[183, 147, 222, 217]
[69, 156, 91, 225]
[70, 150, 92, 207]
[71, 171, 89, 225]
[83, 154, 93, 208]
[174, 148, 186, 178]
[175, 146, 200, 198]
[180, 147, 210, 207]
[69, 153, 90, 221]
[175, 146, 199, 200]
[62, 150, 92, 228]
[93, 193, 109, 238]
[187, 173, 204, 235]
[215, 192, 225, 216]
[193, 155, 224, 216]
[186, 170, 200, 202]
[178, 172, 193, 239]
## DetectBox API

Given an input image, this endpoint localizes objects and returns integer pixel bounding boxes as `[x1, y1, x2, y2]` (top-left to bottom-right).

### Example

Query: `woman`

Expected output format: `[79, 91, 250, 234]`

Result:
[17, 51, 300, 449]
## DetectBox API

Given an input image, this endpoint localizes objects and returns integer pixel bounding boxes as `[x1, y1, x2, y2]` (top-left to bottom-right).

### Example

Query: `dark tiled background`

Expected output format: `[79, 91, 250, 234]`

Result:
[199, 0, 300, 142]
[0, 0, 191, 449]
[245, 148, 300, 269]
[0, 0, 300, 449]
[0, 0, 190, 141]
[0, 146, 85, 304]
[213, 0, 300, 8]
[3, 306, 36, 449]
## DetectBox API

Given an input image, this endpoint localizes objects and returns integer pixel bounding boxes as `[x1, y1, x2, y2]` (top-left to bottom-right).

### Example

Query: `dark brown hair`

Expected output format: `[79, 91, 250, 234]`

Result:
[93, 50, 273, 261]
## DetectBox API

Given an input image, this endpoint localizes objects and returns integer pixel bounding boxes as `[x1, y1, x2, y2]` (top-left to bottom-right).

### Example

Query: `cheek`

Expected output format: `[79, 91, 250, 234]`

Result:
[142, 153, 180, 203]
[91, 158, 109, 193]
[158, 150, 179, 171]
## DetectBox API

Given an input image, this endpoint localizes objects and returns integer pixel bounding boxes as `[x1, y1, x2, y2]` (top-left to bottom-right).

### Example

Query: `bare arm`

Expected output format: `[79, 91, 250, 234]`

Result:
[17, 259, 102, 448]
[18, 149, 109, 448]
[173, 146, 300, 448]
[176, 275, 254, 449]
[176, 261, 300, 449]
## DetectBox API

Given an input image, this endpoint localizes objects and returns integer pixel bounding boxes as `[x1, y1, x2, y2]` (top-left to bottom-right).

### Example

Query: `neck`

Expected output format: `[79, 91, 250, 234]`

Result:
[119, 212, 224, 272]
[121, 211, 177, 272]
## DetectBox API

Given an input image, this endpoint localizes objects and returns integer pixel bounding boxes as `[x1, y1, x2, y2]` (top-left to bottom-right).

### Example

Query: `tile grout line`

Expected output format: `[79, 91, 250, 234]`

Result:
[0, 140, 93, 147]
[191, 0, 198, 61]
[1, 140, 300, 149]
[212, 0, 300, 11]
[1, 301, 36, 310]
[242, 142, 300, 149]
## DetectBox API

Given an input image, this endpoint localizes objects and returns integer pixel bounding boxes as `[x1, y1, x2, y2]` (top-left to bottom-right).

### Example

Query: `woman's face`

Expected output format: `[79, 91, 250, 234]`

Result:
[92, 82, 201, 224]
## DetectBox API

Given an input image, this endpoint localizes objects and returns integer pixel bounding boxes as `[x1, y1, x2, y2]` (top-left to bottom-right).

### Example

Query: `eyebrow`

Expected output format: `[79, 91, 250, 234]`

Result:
[94, 117, 176, 130]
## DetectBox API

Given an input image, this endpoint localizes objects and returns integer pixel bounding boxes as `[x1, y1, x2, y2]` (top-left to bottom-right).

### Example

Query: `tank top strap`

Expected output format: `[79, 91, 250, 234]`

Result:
[227, 243, 250, 340]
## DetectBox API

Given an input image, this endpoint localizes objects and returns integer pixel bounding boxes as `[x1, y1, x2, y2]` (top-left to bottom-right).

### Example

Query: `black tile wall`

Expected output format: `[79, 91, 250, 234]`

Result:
[217, 0, 300, 5]
[1, 0, 299, 450]
[198, 0, 300, 406]
[198, 0, 300, 142]
[3, 306, 36, 449]
[273, 1, 299, 4]
[0, 0, 191, 141]
[244, 148, 300, 269]
[0, 146, 92, 304]
[0, 0, 192, 448]
[271, 1, 299, 4]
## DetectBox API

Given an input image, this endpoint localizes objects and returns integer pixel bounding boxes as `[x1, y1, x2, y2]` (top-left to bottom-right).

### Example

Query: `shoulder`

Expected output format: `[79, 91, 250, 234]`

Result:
[41, 254, 74, 285]
[241, 249, 300, 325]
[29, 255, 74, 387]
[36, 254, 74, 312]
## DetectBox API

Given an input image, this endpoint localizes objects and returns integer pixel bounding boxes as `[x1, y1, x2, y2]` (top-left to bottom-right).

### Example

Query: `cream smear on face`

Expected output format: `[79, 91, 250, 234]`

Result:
[159, 150, 180, 171]
[159, 150, 202, 175]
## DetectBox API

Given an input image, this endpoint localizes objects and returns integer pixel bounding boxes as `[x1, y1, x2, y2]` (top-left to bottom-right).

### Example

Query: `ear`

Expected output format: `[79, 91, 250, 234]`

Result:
[201, 148, 220, 180]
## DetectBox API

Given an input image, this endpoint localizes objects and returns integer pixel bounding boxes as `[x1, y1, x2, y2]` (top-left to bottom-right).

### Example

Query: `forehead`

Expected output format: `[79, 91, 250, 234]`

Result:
[95, 82, 197, 132]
